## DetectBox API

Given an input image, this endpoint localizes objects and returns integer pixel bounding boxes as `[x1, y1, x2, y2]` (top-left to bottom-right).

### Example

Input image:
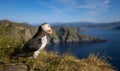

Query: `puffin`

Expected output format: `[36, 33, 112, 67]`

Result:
[22, 23, 52, 58]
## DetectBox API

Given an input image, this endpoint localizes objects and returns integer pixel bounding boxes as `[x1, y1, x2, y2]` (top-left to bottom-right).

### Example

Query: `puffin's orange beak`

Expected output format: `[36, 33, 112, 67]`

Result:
[47, 28, 53, 35]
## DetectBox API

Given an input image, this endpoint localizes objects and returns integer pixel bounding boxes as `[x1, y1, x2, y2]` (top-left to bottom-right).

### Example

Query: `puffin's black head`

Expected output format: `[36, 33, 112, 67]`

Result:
[32, 23, 53, 39]
[39, 23, 53, 35]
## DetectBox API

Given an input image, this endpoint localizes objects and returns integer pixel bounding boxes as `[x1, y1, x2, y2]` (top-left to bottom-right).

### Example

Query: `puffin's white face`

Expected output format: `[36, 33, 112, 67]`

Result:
[41, 23, 53, 35]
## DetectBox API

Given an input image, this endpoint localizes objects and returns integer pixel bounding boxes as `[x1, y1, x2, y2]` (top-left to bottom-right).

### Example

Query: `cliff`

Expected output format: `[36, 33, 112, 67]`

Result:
[0, 20, 106, 44]
[0, 20, 37, 41]
[48, 26, 106, 43]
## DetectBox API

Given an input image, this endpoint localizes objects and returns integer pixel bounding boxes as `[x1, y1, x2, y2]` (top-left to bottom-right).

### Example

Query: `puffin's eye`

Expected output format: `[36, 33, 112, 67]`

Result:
[48, 25, 50, 27]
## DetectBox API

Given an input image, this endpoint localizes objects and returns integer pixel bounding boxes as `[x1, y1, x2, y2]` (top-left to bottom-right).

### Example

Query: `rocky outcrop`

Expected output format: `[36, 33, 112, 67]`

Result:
[79, 34, 106, 43]
[0, 20, 106, 44]
[0, 20, 37, 41]
[48, 26, 106, 43]
[0, 64, 28, 71]
[57, 27, 80, 42]
[18, 26, 33, 41]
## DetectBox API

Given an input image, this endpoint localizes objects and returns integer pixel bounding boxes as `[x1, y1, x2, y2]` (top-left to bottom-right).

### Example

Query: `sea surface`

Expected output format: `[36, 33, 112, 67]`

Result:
[46, 28, 120, 71]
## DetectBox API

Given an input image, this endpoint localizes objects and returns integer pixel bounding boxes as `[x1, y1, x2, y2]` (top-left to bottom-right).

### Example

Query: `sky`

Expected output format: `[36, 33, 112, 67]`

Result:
[0, 0, 120, 25]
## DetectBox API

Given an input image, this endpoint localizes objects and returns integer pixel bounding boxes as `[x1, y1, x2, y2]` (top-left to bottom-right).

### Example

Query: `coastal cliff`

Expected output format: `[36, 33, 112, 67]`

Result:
[0, 20, 106, 44]
[48, 26, 106, 43]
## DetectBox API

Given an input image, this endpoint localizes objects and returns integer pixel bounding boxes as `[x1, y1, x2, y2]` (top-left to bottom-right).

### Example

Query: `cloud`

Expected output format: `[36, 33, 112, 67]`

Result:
[104, 0, 110, 4]
[37, 0, 78, 12]
[36, 0, 111, 19]
[77, 0, 110, 16]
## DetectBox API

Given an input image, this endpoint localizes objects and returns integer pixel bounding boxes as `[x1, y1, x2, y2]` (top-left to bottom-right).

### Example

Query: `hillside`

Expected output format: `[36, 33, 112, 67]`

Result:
[0, 50, 115, 71]
[53, 22, 120, 29]
[50, 26, 106, 43]
[0, 20, 37, 41]
[0, 20, 115, 71]
[0, 20, 106, 44]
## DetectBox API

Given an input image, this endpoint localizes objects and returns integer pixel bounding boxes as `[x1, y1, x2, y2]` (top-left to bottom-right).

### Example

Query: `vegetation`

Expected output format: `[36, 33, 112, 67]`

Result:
[0, 20, 115, 71]
[0, 36, 115, 71]
[0, 36, 24, 64]
[0, 41, 116, 71]
[57, 26, 80, 42]
[0, 20, 37, 41]
[55, 26, 106, 43]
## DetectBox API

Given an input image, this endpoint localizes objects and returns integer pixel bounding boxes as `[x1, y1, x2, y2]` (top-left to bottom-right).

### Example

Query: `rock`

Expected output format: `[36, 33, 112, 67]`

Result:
[57, 26, 80, 43]
[79, 34, 106, 43]
[93, 38, 106, 42]
[0, 64, 28, 71]
[0, 20, 106, 44]
[0, 20, 37, 41]
[49, 26, 106, 43]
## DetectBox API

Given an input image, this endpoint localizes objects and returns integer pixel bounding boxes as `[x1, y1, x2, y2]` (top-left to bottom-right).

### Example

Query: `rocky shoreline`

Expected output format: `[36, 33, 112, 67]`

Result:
[48, 26, 106, 44]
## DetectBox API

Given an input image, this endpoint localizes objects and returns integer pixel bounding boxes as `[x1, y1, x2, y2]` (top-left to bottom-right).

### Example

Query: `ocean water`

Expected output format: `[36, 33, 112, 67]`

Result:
[46, 28, 120, 70]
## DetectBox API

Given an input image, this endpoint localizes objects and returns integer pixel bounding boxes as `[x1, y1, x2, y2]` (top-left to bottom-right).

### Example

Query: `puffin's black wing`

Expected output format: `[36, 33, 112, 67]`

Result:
[23, 38, 42, 52]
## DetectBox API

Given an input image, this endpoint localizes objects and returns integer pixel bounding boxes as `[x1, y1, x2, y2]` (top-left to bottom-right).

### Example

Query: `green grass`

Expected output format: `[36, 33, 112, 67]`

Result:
[0, 36, 24, 64]
[0, 36, 116, 71]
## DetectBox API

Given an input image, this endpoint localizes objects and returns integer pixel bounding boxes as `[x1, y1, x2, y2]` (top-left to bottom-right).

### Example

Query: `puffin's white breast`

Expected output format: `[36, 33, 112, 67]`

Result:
[40, 35, 47, 49]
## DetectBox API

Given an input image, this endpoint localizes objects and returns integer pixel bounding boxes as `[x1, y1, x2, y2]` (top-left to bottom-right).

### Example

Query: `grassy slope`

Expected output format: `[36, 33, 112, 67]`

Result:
[32, 51, 115, 71]
[0, 36, 116, 71]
